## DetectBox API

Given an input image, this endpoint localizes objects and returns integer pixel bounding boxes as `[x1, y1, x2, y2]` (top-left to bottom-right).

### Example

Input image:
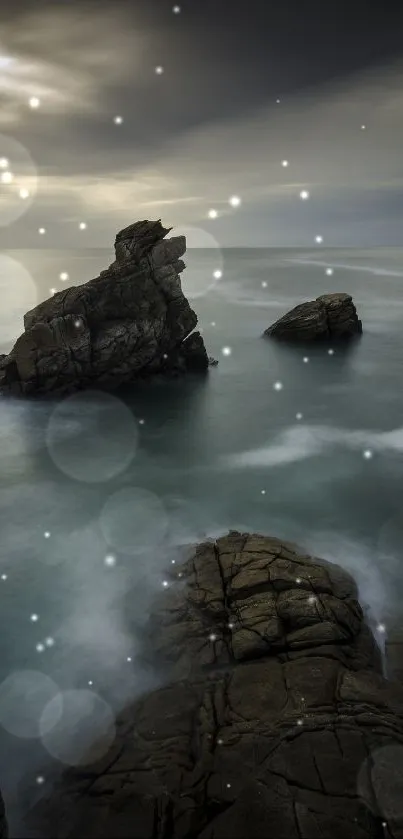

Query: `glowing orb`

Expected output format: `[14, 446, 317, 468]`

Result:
[46, 390, 139, 484]
[167, 225, 223, 298]
[40, 689, 116, 766]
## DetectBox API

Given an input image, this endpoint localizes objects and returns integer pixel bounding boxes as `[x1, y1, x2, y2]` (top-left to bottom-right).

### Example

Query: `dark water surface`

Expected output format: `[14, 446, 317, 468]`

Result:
[1, 247, 403, 833]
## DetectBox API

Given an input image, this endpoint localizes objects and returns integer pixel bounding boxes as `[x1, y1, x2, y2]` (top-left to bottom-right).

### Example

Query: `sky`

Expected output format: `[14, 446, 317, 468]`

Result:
[0, 0, 403, 248]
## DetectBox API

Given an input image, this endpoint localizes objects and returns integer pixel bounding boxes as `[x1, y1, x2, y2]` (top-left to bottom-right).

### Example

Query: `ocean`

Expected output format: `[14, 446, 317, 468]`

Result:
[0, 246, 403, 833]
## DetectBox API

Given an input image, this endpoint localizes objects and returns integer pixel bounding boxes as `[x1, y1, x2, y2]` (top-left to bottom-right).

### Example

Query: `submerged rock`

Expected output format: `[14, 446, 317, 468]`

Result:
[30, 532, 403, 839]
[0, 220, 214, 396]
[264, 292, 362, 342]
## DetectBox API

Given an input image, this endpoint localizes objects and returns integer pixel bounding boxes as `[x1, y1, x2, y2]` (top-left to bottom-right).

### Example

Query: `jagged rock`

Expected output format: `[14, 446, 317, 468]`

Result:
[387, 631, 403, 685]
[179, 331, 210, 372]
[264, 292, 363, 342]
[156, 330, 210, 376]
[0, 220, 213, 396]
[30, 532, 403, 839]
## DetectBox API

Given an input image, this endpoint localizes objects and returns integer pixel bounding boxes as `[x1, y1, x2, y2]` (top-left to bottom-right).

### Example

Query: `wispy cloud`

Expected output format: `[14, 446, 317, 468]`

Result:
[0, 5, 152, 126]
[28, 171, 205, 219]
[1, 4, 403, 244]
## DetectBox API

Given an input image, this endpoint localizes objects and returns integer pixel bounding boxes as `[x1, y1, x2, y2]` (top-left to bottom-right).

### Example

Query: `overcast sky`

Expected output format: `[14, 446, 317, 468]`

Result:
[0, 0, 403, 247]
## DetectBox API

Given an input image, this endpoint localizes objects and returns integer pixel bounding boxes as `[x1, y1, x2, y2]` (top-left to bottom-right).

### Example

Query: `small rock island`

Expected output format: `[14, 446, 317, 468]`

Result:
[0, 220, 211, 397]
[264, 292, 362, 342]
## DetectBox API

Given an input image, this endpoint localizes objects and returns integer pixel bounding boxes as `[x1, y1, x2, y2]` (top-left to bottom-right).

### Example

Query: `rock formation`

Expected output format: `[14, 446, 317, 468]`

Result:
[0, 220, 212, 397]
[264, 293, 362, 342]
[30, 532, 403, 839]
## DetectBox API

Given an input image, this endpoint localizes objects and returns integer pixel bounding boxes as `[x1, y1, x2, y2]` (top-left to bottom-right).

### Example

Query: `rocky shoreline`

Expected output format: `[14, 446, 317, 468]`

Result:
[27, 532, 403, 839]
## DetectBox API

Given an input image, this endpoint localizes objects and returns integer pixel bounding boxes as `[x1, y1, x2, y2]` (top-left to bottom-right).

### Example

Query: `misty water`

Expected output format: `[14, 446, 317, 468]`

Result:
[1, 246, 403, 833]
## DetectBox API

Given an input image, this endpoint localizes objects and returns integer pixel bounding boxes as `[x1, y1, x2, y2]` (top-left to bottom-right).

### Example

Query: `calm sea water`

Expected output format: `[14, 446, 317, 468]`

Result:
[1, 247, 403, 833]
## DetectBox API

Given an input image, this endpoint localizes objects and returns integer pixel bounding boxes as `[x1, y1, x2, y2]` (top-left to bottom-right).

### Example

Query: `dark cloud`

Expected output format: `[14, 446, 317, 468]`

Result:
[0, 0, 402, 251]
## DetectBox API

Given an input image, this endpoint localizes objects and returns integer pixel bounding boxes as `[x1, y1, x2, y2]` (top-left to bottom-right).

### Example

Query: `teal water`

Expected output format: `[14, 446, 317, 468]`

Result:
[1, 247, 403, 832]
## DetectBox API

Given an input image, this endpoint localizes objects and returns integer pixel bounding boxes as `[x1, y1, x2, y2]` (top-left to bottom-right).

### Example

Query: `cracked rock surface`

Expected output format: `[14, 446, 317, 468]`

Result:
[264, 292, 363, 341]
[0, 220, 210, 397]
[31, 532, 403, 838]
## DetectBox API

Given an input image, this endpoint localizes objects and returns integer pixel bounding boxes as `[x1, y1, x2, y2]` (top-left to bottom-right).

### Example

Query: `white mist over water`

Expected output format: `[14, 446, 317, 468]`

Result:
[223, 423, 403, 468]
[1, 247, 403, 833]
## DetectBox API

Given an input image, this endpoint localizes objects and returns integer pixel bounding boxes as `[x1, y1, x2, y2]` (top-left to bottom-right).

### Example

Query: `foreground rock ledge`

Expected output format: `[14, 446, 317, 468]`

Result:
[31, 532, 403, 839]
[264, 292, 363, 342]
[0, 219, 211, 397]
